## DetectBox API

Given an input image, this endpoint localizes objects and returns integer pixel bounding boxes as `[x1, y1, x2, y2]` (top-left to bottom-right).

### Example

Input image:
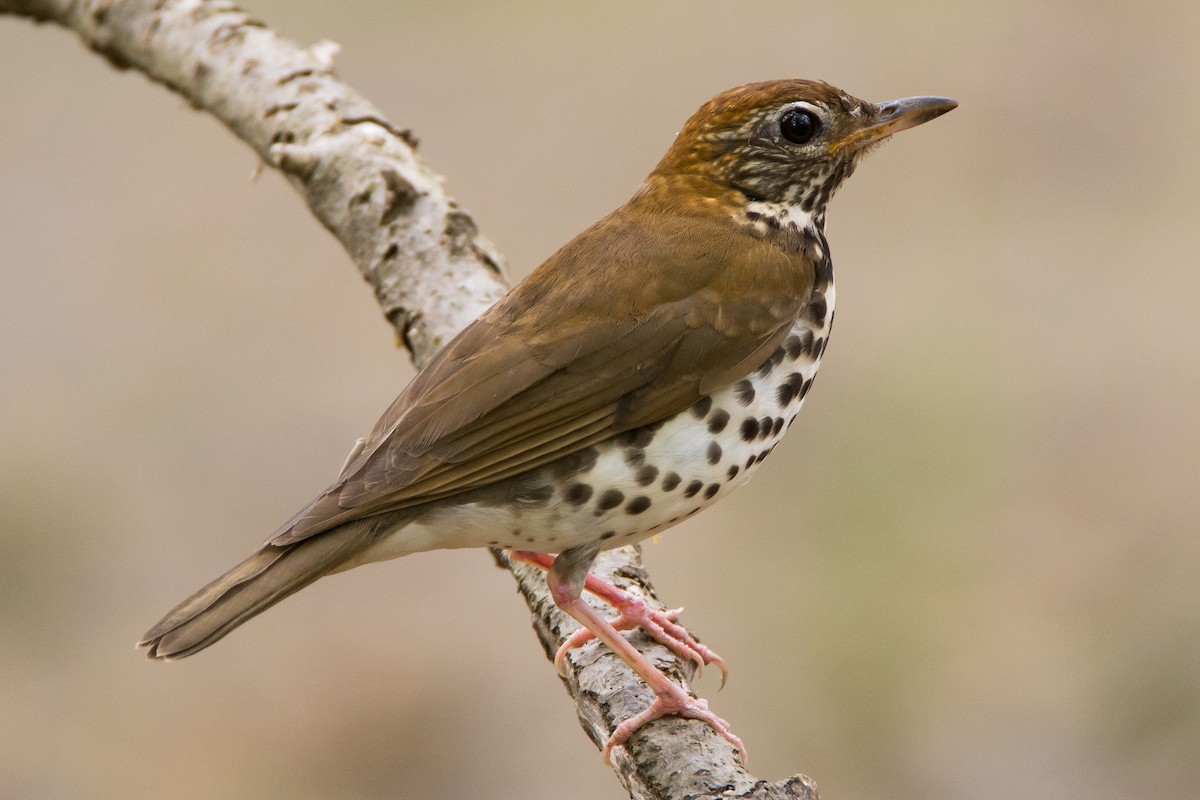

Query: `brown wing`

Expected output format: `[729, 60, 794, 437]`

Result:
[271, 205, 815, 545]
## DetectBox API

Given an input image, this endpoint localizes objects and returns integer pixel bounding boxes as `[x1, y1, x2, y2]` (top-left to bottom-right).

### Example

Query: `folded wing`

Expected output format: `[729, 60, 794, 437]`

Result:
[271, 207, 814, 545]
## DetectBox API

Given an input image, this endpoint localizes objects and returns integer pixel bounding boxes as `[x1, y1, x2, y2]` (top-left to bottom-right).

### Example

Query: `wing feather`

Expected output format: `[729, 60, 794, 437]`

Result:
[270, 207, 814, 546]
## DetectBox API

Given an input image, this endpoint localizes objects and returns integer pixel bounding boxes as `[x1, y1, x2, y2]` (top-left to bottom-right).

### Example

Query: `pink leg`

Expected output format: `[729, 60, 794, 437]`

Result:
[510, 549, 743, 763]
[508, 550, 727, 684]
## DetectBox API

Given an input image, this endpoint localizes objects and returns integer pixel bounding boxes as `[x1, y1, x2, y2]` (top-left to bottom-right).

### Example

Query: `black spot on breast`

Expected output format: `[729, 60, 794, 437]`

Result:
[634, 424, 660, 447]
[733, 380, 756, 406]
[813, 255, 833, 294]
[771, 417, 785, 436]
[626, 496, 652, 515]
[819, 337, 830, 357]
[741, 418, 760, 442]
[800, 377, 814, 399]
[806, 295, 828, 325]
[727, 465, 740, 480]
[707, 441, 722, 465]
[707, 409, 730, 434]
[683, 480, 703, 498]
[796, 331, 816, 360]
[745, 455, 756, 470]
[758, 416, 774, 440]
[616, 424, 659, 450]
[703, 483, 720, 499]
[565, 483, 593, 506]
[596, 489, 624, 511]
[777, 373, 805, 406]
[635, 465, 659, 486]
[662, 471, 681, 492]
[757, 347, 785, 378]
[623, 448, 646, 468]
[812, 337, 825, 358]
[691, 396, 713, 419]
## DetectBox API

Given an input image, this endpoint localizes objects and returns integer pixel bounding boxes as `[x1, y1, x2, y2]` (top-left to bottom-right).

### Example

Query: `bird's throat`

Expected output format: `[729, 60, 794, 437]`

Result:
[735, 199, 818, 238]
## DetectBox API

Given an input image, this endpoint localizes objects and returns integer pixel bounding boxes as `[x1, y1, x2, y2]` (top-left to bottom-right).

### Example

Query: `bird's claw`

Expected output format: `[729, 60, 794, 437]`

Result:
[556, 596, 728, 687]
[647, 606, 729, 688]
[601, 683, 746, 765]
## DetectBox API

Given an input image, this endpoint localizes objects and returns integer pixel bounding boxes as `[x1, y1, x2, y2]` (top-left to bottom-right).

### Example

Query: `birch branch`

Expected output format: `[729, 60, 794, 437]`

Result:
[0, 1, 819, 797]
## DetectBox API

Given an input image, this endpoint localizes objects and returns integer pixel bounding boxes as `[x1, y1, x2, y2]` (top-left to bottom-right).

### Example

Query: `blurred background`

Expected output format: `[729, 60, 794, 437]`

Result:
[2, 1, 1198, 798]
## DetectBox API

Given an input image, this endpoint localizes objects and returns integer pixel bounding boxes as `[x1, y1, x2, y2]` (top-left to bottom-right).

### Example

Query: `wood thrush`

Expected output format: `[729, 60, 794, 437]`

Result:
[140, 80, 956, 762]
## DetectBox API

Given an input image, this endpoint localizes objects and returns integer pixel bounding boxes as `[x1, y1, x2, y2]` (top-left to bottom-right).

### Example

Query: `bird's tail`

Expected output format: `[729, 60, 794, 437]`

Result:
[138, 519, 378, 660]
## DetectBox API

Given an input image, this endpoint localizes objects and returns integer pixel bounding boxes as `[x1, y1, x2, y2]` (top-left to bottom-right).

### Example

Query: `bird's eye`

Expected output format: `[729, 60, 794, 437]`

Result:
[779, 107, 821, 145]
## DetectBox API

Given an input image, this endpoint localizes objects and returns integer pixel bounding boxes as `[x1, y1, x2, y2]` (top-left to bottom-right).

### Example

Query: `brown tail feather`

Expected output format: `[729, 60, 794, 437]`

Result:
[138, 520, 377, 660]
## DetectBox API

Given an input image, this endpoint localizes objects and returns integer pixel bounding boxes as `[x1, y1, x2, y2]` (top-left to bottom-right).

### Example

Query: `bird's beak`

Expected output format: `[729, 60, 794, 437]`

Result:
[829, 95, 958, 154]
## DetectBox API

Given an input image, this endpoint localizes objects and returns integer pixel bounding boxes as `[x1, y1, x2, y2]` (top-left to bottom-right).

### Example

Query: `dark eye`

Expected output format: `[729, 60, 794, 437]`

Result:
[779, 107, 821, 145]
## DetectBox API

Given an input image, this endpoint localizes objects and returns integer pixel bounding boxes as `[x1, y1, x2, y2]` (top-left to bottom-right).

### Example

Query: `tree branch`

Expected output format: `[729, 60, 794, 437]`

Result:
[0, 1, 819, 797]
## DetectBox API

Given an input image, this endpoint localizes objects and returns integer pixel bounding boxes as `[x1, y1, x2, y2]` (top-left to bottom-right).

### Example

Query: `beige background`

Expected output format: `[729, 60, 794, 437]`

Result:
[2, 2, 1198, 799]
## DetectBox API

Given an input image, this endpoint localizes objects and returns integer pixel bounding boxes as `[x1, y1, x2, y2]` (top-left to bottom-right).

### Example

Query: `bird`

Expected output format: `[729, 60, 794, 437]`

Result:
[139, 79, 956, 762]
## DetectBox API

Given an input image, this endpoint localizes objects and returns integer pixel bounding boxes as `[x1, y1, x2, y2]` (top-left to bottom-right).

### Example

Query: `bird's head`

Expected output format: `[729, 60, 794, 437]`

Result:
[641, 80, 956, 227]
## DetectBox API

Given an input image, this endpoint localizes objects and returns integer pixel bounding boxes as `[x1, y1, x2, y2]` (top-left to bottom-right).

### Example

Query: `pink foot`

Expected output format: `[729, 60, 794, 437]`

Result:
[602, 681, 745, 764]
[554, 597, 728, 688]
[507, 550, 728, 684]
[508, 549, 743, 763]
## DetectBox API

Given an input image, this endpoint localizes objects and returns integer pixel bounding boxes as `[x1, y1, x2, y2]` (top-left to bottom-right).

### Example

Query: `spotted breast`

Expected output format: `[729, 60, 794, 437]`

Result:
[369, 237, 835, 560]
